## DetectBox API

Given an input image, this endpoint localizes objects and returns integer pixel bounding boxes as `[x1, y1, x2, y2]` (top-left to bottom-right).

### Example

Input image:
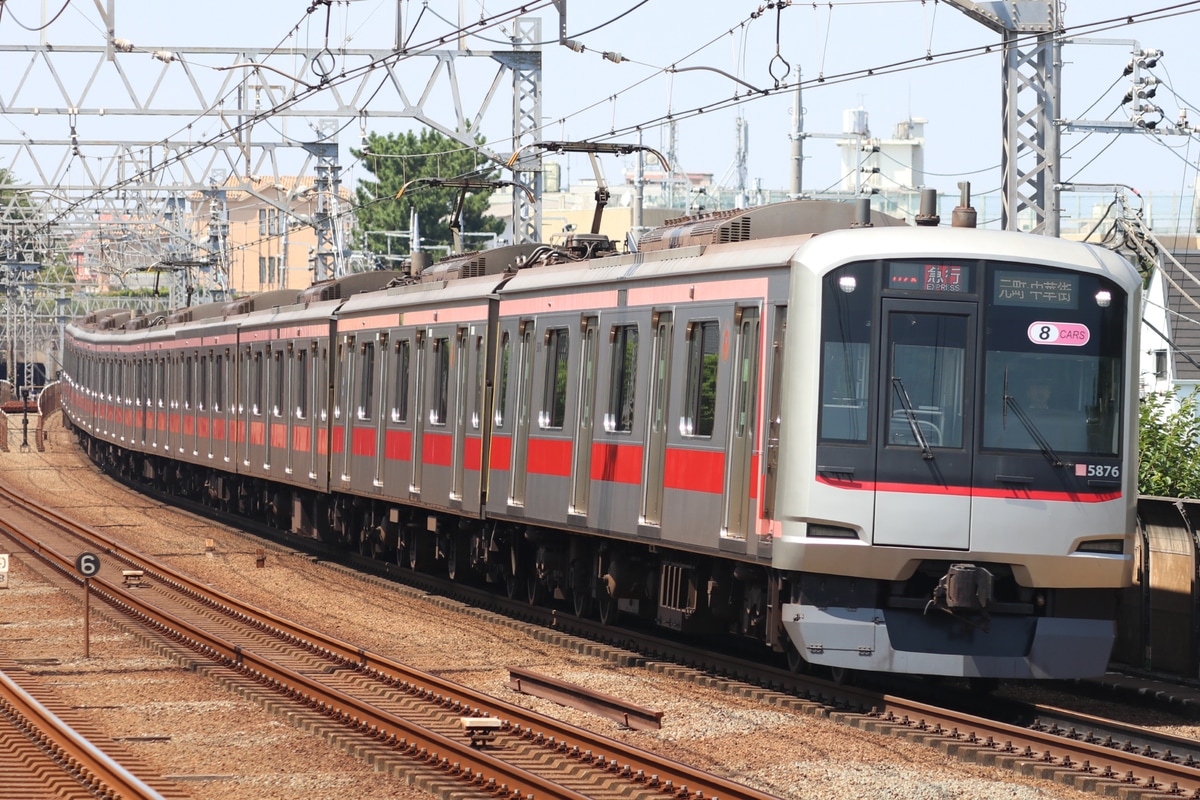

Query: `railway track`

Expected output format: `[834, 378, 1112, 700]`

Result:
[8, 463, 1200, 799]
[0, 656, 180, 800]
[0, 476, 783, 800]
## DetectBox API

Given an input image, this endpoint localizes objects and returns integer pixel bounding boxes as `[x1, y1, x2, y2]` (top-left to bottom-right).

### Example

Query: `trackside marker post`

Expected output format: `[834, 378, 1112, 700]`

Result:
[75, 552, 100, 658]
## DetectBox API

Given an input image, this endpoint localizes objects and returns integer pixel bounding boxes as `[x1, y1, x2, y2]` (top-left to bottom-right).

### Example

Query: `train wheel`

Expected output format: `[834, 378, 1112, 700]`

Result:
[408, 538, 421, 571]
[597, 590, 618, 625]
[446, 538, 459, 581]
[526, 574, 543, 606]
[785, 641, 806, 674]
[828, 666, 852, 685]
[571, 588, 592, 618]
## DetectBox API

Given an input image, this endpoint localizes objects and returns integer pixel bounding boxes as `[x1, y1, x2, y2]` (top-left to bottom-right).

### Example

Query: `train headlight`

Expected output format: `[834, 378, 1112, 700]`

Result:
[1094, 290, 1112, 307]
[838, 275, 857, 294]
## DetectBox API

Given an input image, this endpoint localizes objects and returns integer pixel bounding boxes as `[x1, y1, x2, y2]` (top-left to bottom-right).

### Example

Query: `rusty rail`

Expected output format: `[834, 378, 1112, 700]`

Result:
[0, 667, 167, 800]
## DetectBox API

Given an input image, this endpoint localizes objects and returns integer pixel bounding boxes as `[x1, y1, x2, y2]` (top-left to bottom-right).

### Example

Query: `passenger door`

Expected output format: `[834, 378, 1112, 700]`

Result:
[872, 299, 976, 549]
[569, 316, 599, 518]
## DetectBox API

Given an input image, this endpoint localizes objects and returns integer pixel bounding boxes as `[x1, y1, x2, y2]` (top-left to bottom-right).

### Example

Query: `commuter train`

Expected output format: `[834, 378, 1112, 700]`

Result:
[61, 196, 1141, 680]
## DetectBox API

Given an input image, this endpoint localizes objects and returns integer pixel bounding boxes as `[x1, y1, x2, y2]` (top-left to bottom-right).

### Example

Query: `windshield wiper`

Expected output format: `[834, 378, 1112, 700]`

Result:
[891, 377, 934, 460]
[1003, 393, 1066, 468]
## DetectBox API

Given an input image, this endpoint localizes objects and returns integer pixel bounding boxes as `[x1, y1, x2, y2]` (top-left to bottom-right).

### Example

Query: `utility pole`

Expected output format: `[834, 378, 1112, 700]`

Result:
[788, 65, 803, 199]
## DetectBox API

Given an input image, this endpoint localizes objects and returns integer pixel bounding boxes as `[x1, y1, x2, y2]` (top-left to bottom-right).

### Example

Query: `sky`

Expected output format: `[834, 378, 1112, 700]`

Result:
[3, 0, 1200, 226]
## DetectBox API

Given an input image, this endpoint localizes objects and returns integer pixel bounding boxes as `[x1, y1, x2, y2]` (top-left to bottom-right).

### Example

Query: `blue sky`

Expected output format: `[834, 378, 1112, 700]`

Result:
[4, 1, 1200, 213]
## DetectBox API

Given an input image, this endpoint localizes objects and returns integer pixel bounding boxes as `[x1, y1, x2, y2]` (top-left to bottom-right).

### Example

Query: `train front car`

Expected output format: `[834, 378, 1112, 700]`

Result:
[775, 227, 1140, 680]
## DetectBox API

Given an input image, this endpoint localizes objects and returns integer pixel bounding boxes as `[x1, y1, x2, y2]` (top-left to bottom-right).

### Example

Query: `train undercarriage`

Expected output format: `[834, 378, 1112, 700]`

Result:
[79, 430, 1117, 680]
[82, 432, 783, 653]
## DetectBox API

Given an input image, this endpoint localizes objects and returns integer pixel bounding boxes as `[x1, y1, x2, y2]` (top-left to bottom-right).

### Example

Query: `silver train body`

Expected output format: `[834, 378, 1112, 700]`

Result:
[62, 200, 1141, 679]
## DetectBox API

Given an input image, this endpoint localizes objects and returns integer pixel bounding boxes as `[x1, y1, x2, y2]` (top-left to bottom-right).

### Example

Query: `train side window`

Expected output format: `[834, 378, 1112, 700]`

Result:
[392, 339, 410, 423]
[682, 321, 719, 438]
[358, 341, 375, 421]
[296, 350, 309, 420]
[541, 328, 570, 429]
[495, 332, 510, 428]
[606, 324, 638, 433]
[431, 336, 450, 425]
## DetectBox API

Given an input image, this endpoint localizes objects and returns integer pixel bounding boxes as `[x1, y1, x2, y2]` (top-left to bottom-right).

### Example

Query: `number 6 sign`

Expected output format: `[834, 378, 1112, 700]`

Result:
[75, 552, 100, 577]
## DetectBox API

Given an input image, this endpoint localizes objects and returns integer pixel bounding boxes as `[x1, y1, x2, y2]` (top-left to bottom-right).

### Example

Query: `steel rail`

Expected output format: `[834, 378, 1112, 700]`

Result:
[0, 668, 167, 800]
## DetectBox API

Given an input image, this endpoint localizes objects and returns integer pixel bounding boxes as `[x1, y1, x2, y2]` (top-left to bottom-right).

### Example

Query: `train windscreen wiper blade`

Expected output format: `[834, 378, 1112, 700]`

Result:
[891, 377, 933, 460]
[1003, 394, 1065, 468]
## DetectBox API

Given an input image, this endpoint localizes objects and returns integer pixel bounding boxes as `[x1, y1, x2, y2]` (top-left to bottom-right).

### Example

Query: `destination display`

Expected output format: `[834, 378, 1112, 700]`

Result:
[887, 261, 972, 293]
[994, 271, 1078, 309]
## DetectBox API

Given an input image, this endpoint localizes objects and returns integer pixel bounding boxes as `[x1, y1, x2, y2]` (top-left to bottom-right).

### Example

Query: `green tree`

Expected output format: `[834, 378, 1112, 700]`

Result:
[1139, 390, 1200, 497]
[352, 129, 505, 255]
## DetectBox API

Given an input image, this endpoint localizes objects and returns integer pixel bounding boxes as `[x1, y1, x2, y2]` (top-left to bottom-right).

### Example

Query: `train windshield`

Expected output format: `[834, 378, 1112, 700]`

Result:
[817, 259, 1126, 459]
[980, 264, 1124, 456]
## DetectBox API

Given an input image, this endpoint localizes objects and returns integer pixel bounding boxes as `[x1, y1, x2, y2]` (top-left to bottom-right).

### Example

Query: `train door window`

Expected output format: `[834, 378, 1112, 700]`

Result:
[641, 311, 674, 527]
[318, 345, 330, 422]
[762, 307, 787, 521]
[819, 264, 874, 443]
[606, 324, 638, 433]
[495, 331, 510, 428]
[184, 356, 194, 410]
[682, 320, 719, 438]
[334, 336, 352, 422]
[886, 313, 966, 449]
[295, 349, 309, 420]
[213, 354, 224, 413]
[198, 355, 208, 411]
[510, 321, 535, 505]
[248, 351, 261, 416]
[272, 350, 285, 417]
[156, 358, 166, 408]
[541, 328, 569, 429]
[431, 336, 450, 425]
[392, 338, 410, 423]
[358, 340, 375, 420]
[472, 334, 484, 429]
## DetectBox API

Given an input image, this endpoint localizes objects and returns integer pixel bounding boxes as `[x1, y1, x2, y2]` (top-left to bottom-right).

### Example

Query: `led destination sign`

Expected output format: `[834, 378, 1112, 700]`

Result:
[887, 261, 972, 293]
[994, 271, 1078, 309]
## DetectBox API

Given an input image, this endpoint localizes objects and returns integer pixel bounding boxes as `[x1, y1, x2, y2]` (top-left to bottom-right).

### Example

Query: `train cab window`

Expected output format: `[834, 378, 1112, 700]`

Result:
[495, 332, 510, 428]
[885, 313, 966, 449]
[682, 321, 719, 438]
[819, 264, 874, 443]
[358, 342, 375, 421]
[391, 339, 410, 423]
[541, 328, 570, 429]
[606, 324, 638, 433]
[432, 336, 450, 425]
[296, 350, 309, 420]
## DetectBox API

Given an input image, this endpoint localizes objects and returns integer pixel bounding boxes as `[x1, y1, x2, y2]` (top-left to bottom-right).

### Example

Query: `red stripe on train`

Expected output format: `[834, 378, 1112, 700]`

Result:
[423, 432, 453, 467]
[528, 438, 572, 477]
[591, 442, 642, 484]
[385, 429, 412, 461]
[665, 448, 725, 494]
[490, 434, 512, 471]
[817, 475, 1120, 502]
